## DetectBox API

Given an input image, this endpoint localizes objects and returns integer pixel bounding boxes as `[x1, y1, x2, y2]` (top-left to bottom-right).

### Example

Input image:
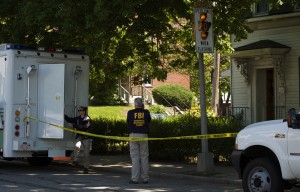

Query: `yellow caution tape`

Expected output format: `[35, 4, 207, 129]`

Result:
[26, 116, 237, 141]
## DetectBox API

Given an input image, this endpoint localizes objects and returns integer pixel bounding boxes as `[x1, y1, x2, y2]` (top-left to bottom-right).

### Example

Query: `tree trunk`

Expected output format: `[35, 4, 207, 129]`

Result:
[211, 51, 220, 116]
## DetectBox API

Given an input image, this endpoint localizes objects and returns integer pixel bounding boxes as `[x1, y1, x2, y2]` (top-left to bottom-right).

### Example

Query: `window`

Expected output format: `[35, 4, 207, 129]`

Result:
[144, 75, 152, 87]
[256, 0, 269, 15]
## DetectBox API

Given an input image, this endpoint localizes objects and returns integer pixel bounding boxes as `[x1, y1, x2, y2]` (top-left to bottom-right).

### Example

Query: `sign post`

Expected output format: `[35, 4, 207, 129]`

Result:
[194, 7, 214, 173]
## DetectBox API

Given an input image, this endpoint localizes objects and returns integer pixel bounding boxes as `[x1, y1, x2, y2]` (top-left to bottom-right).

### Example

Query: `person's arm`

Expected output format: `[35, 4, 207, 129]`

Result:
[127, 110, 133, 132]
[86, 116, 92, 128]
[146, 110, 151, 123]
[64, 115, 76, 124]
[80, 116, 91, 131]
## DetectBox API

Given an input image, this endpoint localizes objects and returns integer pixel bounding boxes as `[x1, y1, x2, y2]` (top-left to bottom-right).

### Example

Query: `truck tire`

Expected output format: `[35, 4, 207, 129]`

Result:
[242, 157, 284, 192]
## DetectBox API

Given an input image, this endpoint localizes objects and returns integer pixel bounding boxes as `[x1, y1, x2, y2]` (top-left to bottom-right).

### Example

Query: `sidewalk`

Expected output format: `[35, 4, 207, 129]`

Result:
[57, 154, 242, 186]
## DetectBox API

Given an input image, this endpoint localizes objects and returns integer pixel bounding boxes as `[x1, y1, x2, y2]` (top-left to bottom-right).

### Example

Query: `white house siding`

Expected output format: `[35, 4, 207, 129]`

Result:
[231, 13, 300, 124]
[231, 64, 248, 106]
[231, 61, 251, 124]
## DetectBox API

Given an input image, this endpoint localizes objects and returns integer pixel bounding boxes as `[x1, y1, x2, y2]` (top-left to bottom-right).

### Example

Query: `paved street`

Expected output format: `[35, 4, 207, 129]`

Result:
[1, 157, 300, 191]
[0, 160, 244, 192]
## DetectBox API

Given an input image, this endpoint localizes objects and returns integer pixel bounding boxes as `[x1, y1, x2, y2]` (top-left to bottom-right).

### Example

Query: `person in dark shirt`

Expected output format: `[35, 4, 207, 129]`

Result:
[64, 106, 92, 174]
[127, 98, 151, 184]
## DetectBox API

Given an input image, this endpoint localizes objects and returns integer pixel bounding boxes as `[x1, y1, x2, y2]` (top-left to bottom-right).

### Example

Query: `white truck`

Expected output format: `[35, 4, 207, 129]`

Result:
[232, 108, 300, 191]
[0, 43, 89, 165]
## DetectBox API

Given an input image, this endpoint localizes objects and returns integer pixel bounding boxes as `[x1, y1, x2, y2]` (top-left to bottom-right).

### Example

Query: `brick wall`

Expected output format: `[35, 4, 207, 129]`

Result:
[149, 72, 190, 90]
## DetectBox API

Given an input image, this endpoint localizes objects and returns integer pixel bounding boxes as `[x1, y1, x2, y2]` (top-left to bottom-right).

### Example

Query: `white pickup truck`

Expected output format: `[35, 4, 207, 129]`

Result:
[232, 108, 300, 192]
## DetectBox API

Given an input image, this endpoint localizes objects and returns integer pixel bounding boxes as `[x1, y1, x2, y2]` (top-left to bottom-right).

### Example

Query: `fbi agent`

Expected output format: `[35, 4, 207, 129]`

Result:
[126, 98, 151, 184]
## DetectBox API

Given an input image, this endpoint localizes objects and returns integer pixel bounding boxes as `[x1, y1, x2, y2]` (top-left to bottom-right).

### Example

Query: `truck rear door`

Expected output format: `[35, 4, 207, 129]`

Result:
[37, 64, 64, 139]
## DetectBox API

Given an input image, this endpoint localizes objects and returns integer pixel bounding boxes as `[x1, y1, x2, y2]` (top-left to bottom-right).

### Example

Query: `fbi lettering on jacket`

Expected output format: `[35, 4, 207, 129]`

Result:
[133, 112, 145, 126]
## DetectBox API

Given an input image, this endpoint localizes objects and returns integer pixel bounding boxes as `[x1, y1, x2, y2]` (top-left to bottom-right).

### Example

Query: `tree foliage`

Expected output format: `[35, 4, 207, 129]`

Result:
[0, 0, 298, 104]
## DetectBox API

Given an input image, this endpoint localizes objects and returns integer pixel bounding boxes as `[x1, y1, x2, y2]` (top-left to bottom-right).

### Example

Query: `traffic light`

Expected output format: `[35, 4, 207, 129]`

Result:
[198, 12, 211, 40]
[194, 8, 213, 53]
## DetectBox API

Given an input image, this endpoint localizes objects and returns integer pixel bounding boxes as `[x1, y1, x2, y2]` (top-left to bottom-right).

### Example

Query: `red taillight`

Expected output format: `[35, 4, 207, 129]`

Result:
[15, 131, 19, 137]
[15, 124, 20, 137]
[15, 124, 20, 130]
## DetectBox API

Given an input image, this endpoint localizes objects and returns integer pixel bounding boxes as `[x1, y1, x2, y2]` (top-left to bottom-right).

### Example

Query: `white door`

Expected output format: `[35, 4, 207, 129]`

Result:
[38, 64, 65, 138]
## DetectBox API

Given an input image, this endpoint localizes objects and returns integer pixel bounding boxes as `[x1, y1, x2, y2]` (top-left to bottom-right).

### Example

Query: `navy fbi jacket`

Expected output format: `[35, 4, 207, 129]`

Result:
[127, 108, 151, 134]
[64, 115, 92, 139]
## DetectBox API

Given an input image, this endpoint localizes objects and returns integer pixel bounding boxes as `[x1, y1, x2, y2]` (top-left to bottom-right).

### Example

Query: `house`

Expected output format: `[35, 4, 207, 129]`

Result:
[118, 72, 190, 106]
[229, 2, 300, 125]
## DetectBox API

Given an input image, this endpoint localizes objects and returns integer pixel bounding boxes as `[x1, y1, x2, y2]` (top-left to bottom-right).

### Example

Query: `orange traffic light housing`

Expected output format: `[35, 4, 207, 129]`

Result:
[200, 13, 207, 21]
[201, 31, 208, 39]
[198, 12, 211, 40]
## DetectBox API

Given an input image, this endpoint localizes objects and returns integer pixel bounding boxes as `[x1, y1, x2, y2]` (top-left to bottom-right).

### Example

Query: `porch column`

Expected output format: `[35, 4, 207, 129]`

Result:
[233, 58, 252, 85]
[273, 57, 285, 87]
[273, 56, 286, 117]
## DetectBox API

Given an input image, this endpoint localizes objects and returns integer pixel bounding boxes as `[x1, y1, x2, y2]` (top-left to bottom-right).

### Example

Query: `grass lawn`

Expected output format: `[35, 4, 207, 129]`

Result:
[88, 106, 133, 120]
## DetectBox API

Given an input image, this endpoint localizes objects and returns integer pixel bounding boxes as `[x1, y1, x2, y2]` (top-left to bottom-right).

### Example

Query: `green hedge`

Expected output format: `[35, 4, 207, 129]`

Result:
[152, 84, 194, 109]
[89, 115, 242, 165]
[89, 118, 129, 155]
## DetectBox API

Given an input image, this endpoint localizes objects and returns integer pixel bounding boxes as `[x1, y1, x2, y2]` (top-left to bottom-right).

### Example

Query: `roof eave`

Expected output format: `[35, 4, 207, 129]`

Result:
[230, 47, 291, 58]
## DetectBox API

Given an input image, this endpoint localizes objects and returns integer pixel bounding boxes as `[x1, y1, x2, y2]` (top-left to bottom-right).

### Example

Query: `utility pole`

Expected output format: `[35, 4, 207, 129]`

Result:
[197, 53, 214, 173]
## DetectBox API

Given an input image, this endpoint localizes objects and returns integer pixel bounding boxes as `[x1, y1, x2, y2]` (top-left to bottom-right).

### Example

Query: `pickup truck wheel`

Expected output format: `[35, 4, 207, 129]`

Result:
[242, 157, 283, 192]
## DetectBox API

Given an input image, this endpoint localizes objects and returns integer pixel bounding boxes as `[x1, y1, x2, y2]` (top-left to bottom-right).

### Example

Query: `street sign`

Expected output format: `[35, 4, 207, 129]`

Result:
[194, 8, 214, 53]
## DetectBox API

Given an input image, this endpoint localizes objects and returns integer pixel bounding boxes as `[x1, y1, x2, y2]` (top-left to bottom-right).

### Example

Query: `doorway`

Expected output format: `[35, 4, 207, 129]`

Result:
[266, 69, 274, 120]
[256, 68, 274, 121]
